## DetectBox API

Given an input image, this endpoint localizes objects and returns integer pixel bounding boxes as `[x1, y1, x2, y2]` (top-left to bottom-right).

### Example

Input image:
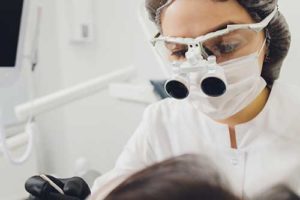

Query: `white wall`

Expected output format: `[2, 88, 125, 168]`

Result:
[0, 148, 37, 200]
[278, 1, 300, 86]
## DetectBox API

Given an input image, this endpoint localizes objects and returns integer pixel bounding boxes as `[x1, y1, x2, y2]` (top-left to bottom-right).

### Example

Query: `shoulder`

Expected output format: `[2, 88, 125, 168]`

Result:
[145, 98, 188, 112]
[143, 98, 196, 123]
[138, 98, 204, 138]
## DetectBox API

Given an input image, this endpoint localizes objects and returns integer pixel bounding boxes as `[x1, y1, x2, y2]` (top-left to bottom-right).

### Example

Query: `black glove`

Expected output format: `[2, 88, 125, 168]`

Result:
[25, 175, 91, 200]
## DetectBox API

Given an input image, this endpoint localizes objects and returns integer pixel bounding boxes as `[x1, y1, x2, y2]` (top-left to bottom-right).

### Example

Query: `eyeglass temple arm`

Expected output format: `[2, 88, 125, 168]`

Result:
[227, 6, 278, 32]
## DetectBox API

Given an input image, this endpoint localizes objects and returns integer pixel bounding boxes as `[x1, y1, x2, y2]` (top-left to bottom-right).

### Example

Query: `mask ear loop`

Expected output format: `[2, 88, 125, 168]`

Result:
[258, 38, 267, 58]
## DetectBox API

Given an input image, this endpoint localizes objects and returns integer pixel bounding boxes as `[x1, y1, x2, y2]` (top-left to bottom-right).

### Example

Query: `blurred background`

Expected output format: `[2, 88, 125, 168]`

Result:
[0, 0, 299, 199]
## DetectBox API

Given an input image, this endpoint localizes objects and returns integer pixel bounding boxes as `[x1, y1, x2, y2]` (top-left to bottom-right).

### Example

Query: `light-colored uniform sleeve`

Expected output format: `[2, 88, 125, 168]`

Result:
[90, 106, 157, 199]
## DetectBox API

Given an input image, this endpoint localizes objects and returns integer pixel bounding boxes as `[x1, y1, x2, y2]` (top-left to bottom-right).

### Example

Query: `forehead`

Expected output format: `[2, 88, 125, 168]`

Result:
[160, 0, 255, 38]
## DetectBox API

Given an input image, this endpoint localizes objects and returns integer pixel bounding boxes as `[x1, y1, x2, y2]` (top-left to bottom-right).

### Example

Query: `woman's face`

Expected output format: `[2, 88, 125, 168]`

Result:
[160, 0, 266, 66]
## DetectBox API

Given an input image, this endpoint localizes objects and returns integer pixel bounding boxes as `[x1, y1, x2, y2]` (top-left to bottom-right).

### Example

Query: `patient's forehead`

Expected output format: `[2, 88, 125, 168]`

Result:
[160, 0, 254, 38]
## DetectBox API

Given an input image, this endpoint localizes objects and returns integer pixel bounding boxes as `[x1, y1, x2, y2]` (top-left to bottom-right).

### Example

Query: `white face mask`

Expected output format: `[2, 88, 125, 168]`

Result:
[188, 45, 267, 120]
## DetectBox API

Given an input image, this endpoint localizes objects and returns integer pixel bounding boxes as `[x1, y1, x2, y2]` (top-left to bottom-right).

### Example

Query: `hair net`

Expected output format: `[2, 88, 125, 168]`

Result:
[145, 0, 291, 88]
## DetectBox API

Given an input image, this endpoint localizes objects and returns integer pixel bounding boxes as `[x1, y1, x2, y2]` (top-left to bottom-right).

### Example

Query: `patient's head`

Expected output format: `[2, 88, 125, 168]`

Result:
[103, 154, 300, 200]
[104, 154, 238, 200]
[254, 185, 300, 200]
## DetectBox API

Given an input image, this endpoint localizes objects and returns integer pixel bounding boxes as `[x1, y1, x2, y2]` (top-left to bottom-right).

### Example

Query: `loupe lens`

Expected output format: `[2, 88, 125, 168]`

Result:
[165, 80, 189, 99]
[201, 77, 226, 97]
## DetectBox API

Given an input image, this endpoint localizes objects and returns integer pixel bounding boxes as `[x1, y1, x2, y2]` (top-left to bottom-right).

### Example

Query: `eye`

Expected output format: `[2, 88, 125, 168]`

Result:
[219, 43, 239, 53]
[171, 49, 188, 59]
[214, 42, 241, 55]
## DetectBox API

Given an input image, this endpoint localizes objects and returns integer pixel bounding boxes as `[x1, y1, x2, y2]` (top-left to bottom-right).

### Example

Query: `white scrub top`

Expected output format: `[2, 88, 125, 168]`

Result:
[92, 81, 300, 199]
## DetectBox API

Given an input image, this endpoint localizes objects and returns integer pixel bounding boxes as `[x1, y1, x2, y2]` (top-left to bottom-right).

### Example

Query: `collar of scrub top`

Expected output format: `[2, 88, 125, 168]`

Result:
[151, 6, 278, 46]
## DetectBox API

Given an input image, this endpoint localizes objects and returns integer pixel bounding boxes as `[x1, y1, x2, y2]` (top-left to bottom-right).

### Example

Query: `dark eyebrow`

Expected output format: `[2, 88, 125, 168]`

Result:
[204, 21, 237, 34]
[154, 22, 238, 39]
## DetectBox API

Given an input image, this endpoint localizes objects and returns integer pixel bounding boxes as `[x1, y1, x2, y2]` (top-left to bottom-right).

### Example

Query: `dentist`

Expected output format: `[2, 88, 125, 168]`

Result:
[93, 0, 300, 199]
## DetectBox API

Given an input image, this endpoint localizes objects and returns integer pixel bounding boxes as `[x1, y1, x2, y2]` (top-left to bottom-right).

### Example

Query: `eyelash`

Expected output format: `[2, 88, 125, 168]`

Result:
[170, 41, 240, 59]
[171, 49, 187, 57]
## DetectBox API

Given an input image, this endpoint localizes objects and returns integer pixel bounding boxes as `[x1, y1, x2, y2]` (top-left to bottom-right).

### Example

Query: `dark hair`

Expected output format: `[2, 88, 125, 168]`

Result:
[104, 154, 239, 200]
[254, 185, 300, 200]
[145, 0, 291, 88]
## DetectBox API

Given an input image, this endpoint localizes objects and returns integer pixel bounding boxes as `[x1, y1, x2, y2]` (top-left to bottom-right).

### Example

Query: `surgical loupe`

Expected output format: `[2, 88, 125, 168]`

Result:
[164, 43, 227, 99]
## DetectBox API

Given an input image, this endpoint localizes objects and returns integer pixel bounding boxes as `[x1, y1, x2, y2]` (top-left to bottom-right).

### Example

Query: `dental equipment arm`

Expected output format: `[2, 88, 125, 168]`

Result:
[15, 66, 135, 121]
[0, 131, 29, 153]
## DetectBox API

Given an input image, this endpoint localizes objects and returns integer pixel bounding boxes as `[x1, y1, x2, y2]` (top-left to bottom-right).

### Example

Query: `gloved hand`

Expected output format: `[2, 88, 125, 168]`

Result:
[25, 175, 91, 200]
